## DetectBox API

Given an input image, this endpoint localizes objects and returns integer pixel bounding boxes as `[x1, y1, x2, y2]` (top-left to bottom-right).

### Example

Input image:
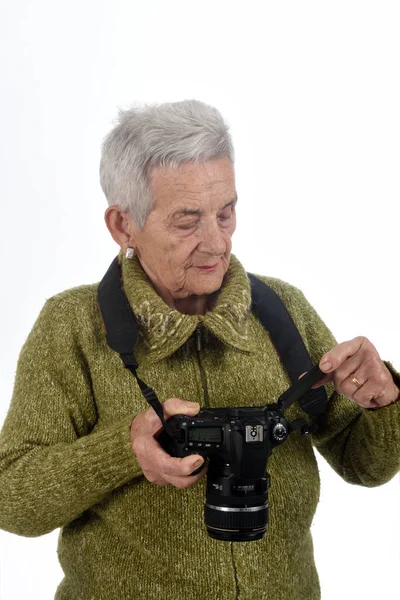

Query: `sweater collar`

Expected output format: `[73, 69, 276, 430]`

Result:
[119, 251, 256, 362]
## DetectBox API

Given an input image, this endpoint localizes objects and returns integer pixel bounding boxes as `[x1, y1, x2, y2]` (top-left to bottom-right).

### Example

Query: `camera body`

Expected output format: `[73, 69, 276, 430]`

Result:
[158, 404, 290, 542]
[157, 363, 324, 542]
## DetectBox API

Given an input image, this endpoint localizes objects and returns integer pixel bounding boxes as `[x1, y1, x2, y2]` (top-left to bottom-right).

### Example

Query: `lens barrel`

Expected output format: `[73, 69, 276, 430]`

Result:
[204, 463, 270, 542]
[204, 502, 268, 541]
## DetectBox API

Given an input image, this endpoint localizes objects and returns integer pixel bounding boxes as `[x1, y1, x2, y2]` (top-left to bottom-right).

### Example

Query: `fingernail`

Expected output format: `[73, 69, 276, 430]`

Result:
[320, 361, 332, 372]
[193, 459, 203, 468]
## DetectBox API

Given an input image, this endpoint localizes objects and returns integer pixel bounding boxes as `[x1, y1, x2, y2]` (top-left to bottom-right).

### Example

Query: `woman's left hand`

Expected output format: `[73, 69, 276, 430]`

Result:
[300, 336, 400, 409]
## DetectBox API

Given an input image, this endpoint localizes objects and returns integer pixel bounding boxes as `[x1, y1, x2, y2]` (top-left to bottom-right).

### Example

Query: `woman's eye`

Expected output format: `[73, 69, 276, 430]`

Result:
[218, 212, 232, 222]
[177, 223, 197, 230]
[218, 206, 235, 222]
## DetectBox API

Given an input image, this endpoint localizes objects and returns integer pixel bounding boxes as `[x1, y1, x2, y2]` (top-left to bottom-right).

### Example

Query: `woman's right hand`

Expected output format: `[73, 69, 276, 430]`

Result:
[130, 398, 206, 488]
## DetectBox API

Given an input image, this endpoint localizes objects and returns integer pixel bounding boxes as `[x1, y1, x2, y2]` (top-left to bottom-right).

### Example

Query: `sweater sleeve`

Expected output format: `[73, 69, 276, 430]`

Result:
[0, 296, 143, 538]
[283, 285, 400, 487]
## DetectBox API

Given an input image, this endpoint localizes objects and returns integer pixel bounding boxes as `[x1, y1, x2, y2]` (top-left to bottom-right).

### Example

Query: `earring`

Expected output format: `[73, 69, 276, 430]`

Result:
[126, 247, 135, 259]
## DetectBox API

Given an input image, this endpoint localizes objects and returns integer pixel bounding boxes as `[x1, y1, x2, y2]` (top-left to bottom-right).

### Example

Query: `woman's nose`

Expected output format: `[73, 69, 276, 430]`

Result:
[198, 220, 226, 255]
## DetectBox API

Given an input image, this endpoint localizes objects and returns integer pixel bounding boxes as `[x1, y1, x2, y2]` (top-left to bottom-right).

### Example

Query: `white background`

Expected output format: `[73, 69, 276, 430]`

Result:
[0, 1, 399, 598]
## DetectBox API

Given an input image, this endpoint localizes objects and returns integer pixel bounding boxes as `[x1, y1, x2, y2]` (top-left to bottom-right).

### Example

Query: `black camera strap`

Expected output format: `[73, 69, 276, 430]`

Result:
[97, 257, 167, 430]
[97, 257, 328, 423]
[248, 274, 328, 416]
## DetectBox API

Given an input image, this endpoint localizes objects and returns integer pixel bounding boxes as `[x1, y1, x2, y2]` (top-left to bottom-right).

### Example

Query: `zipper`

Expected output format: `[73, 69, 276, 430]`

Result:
[195, 324, 239, 599]
[231, 543, 240, 600]
[194, 325, 210, 407]
[203, 325, 250, 355]
[196, 325, 202, 352]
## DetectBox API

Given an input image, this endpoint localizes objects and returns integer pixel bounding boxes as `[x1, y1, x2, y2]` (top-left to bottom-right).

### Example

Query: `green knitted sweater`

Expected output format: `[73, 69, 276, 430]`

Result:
[0, 253, 399, 600]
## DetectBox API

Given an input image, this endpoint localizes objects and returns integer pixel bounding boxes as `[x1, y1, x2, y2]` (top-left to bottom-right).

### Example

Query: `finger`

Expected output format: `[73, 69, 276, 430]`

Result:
[140, 434, 204, 477]
[144, 463, 207, 487]
[311, 373, 333, 388]
[162, 467, 207, 489]
[344, 367, 386, 407]
[298, 371, 332, 388]
[329, 355, 363, 390]
[163, 397, 201, 418]
[144, 398, 201, 434]
[320, 336, 366, 373]
[160, 452, 205, 477]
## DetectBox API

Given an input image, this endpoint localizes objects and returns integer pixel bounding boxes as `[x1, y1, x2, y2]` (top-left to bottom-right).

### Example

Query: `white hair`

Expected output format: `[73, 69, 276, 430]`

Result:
[99, 99, 235, 229]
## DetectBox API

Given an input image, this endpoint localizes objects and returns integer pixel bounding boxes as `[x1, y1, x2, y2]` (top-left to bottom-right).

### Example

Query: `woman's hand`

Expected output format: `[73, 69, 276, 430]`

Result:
[130, 398, 206, 488]
[300, 336, 400, 409]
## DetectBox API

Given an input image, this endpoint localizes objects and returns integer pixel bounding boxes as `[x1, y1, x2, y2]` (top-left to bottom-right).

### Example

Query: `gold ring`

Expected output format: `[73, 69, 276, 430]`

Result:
[351, 376, 362, 389]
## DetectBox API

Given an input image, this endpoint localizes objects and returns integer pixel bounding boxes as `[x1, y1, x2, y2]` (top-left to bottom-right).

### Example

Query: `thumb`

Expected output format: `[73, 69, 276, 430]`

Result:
[298, 371, 331, 389]
[163, 397, 201, 418]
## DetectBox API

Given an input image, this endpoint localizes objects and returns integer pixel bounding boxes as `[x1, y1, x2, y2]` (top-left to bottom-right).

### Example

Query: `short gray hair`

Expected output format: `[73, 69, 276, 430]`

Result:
[99, 99, 235, 229]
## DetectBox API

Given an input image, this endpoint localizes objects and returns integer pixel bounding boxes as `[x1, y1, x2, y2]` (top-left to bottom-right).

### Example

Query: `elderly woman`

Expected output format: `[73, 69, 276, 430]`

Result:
[0, 100, 399, 600]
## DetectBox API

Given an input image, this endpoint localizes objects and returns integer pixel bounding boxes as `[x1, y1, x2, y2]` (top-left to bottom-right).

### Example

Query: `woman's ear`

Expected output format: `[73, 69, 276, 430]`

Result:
[104, 206, 135, 250]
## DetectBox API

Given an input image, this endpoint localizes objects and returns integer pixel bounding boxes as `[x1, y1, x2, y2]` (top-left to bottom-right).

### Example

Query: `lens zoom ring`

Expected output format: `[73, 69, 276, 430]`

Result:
[205, 504, 268, 531]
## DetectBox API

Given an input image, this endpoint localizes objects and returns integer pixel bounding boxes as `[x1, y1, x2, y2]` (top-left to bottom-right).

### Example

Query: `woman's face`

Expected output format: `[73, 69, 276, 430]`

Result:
[128, 157, 237, 304]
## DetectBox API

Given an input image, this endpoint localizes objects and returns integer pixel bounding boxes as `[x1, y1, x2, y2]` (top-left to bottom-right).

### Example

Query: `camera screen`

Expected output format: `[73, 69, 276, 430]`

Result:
[188, 427, 222, 443]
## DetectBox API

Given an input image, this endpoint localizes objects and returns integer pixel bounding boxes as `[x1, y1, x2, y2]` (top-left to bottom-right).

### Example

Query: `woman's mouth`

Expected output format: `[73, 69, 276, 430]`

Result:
[197, 264, 218, 272]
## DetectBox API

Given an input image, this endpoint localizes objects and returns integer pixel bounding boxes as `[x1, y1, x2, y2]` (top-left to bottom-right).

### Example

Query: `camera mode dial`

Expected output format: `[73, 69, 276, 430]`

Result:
[272, 422, 288, 442]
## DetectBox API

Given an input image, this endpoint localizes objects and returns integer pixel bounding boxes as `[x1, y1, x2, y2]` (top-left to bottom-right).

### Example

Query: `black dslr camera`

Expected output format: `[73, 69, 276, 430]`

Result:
[158, 364, 325, 542]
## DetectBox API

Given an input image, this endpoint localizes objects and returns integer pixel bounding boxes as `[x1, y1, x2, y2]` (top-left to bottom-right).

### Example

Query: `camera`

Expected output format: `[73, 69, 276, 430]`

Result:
[158, 364, 324, 542]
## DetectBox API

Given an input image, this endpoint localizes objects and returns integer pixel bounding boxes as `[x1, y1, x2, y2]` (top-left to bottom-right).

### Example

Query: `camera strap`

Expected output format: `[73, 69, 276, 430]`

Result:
[247, 274, 328, 416]
[97, 256, 167, 430]
[97, 257, 328, 423]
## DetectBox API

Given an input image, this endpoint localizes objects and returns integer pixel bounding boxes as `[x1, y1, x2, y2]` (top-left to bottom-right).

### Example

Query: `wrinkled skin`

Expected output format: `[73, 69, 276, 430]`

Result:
[120, 156, 237, 315]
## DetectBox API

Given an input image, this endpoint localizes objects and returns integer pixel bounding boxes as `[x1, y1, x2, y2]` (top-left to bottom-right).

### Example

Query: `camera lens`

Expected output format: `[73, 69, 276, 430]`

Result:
[204, 502, 268, 542]
[204, 463, 270, 542]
